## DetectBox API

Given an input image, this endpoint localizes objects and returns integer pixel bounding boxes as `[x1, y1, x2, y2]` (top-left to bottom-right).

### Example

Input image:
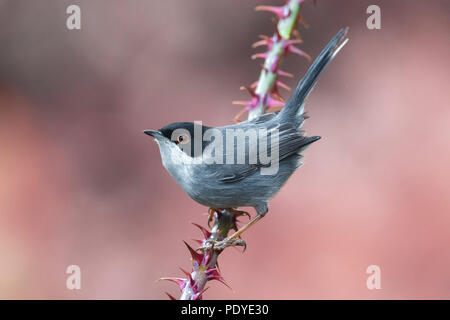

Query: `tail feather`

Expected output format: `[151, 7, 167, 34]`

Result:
[279, 28, 348, 122]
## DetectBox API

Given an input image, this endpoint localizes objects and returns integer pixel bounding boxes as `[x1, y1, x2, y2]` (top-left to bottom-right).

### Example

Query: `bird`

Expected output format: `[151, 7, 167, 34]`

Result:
[144, 28, 348, 249]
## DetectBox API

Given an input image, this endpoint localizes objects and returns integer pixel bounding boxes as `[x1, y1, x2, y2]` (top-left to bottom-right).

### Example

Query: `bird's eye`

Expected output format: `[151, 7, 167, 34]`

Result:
[177, 133, 190, 144]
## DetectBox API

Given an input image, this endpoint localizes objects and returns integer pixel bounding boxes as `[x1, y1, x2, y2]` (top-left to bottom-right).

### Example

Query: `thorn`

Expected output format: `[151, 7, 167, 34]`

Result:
[252, 39, 270, 48]
[251, 52, 268, 60]
[159, 277, 187, 291]
[192, 287, 209, 300]
[183, 240, 204, 267]
[276, 80, 291, 91]
[266, 96, 285, 108]
[191, 222, 212, 239]
[232, 100, 250, 106]
[179, 267, 191, 278]
[250, 81, 258, 89]
[206, 268, 233, 290]
[284, 39, 303, 46]
[165, 292, 177, 300]
[287, 45, 311, 62]
[233, 96, 259, 110]
[191, 238, 203, 245]
[240, 86, 257, 97]
[277, 69, 293, 78]
[254, 5, 285, 18]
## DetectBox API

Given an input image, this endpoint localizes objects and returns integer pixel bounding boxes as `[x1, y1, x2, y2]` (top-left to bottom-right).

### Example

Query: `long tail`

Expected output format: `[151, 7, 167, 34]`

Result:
[278, 28, 348, 122]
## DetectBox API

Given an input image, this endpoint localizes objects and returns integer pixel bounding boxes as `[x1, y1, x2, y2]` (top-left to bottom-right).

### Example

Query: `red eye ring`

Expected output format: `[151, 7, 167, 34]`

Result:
[177, 133, 190, 144]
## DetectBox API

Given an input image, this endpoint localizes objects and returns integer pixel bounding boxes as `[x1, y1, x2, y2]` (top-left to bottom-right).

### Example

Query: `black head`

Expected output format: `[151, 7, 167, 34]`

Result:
[144, 122, 211, 157]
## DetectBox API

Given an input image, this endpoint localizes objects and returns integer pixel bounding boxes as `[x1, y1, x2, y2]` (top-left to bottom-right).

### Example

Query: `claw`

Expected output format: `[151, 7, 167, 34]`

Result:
[207, 208, 216, 228]
[229, 208, 251, 220]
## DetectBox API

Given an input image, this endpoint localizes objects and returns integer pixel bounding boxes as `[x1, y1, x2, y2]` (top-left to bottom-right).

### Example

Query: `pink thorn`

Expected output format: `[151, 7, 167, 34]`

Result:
[205, 267, 221, 279]
[252, 39, 270, 48]
[277, 69, 293, 78]
[191, 222, 212, 239]
[191, 238, 203, 245]
[286, 45, 312, 61]
[179, 267, 191, 278]
[240, 86, 256, 97]
[254, 5, 285, 18]
[251, 52, 268, 60]
[160, 277, 187, 291]
[246, 98, 260, 111]
[183, 241, 204, 267]
[175, 270, 194, 288]
[165, 292, 177, 300]
[284, 39, 303, 47]
[192, 287, 209, 300]
[276, 80, 291, 91]
[266, 96, 285, 108]
[206, 268, 233, 290]
[232, 100, 251, 106]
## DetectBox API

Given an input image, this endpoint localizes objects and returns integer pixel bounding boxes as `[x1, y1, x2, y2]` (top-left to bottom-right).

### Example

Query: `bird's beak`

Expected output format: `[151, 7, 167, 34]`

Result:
[143, 129, 162, 137]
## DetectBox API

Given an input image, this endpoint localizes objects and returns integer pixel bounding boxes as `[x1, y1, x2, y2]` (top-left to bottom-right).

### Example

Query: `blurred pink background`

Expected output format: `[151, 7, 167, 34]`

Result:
[0, 0, 449, 299]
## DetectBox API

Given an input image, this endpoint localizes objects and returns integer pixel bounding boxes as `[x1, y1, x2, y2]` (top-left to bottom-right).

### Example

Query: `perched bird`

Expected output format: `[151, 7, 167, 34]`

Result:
[144, 29, 348, 248]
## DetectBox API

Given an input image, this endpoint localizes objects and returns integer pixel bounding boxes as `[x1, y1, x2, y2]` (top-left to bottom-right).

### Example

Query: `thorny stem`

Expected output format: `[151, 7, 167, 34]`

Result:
[161, 0, 309, 300]
[179, 210, 235, 300]
[239, 0, 310, 120]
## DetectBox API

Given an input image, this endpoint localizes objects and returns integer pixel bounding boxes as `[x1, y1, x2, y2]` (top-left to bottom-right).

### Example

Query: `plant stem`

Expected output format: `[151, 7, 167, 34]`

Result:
[248, 0, 307, 120]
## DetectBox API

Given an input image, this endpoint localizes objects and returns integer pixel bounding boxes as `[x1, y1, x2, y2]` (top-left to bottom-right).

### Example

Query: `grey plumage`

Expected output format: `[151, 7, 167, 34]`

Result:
[145, 28, 348, 217]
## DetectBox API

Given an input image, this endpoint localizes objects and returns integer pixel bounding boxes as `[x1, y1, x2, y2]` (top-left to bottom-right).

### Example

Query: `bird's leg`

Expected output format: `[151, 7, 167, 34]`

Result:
[227, 214, 262, 240]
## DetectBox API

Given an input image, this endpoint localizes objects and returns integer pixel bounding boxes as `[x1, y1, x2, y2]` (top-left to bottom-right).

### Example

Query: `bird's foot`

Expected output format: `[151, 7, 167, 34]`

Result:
[207, 208, 251, 228]
[207, 208, 217, 228]
[200, 208, 252, 252]
[228, 208, 251, 219]
[199, 237, 247, 252]
[228, 208, 251, 231]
